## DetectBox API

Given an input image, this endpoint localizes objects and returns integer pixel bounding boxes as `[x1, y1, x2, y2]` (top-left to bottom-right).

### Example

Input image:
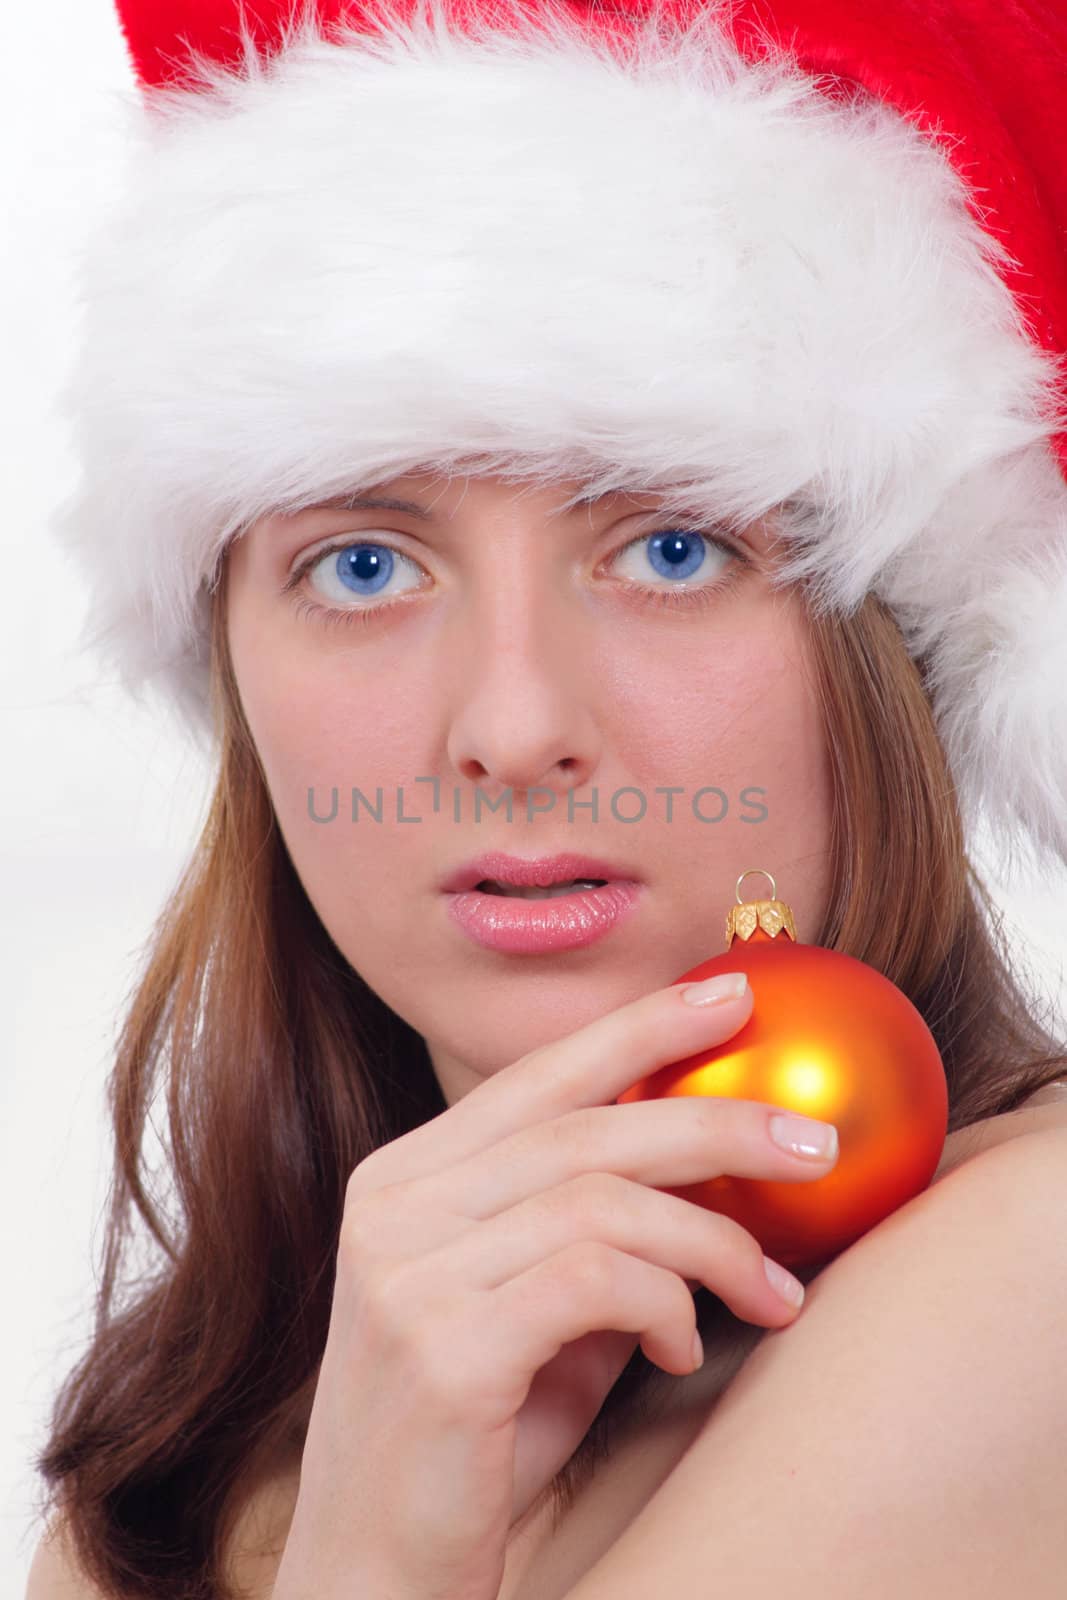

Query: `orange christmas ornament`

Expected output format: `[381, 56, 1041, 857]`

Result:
[617, 869, 949, 1270]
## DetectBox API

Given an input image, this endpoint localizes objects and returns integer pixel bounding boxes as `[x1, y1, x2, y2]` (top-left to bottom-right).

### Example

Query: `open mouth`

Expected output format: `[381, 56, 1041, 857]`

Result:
[474, 878, 610, 899]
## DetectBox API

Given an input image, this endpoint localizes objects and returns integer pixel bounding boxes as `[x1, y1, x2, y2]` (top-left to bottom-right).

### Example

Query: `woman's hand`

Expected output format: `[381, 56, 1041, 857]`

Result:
[270, 974, 840, 1600]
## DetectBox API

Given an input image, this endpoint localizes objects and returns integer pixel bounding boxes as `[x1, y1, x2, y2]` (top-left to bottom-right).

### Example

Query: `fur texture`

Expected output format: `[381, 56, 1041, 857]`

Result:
[53, 0, 1067, 869]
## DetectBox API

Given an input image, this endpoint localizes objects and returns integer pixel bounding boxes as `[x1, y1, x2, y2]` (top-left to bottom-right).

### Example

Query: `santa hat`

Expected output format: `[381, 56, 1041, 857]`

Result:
[54, 0, 1067, 872]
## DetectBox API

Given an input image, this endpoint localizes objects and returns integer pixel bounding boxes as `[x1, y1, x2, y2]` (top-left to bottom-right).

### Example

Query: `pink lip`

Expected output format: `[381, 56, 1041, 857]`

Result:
[444, 880, 644, 954]
[439, 850, 641, 893]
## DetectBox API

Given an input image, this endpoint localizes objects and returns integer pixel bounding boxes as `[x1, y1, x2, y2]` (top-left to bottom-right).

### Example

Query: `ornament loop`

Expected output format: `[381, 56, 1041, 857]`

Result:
[725, 867, 796, 946]
[736, 867, 776, 904]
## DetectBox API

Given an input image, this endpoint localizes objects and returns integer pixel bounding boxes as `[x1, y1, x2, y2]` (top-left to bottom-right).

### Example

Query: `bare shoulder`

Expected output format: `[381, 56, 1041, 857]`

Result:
[26, 1467, 301, 1600]
[24, 1518, 108, 1599]
[932, 1075, 1067, 1183]
[221, 1462, 302, 1600]
[1022, 1077, 1067, 1108]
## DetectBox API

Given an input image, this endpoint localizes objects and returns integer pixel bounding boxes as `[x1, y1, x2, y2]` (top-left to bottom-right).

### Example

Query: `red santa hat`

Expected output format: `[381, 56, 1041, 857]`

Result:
[54, 0, 1067, 872]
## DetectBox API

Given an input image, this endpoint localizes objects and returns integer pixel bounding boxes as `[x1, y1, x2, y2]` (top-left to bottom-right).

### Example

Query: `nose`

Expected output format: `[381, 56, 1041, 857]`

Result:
[444, 577, 602, 806]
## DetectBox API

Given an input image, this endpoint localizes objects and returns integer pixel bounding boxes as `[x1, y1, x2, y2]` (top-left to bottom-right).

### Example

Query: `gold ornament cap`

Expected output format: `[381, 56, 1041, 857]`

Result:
[725, 868, 798, 946]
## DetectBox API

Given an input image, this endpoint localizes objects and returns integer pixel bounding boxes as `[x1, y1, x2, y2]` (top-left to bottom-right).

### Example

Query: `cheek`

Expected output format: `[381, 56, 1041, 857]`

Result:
[597, 619, 821, 798]
[601, 611, 832, 920]
[244, 659, 432, 968]
[228, 605, 426, 875]
[271, 687, 423, 849]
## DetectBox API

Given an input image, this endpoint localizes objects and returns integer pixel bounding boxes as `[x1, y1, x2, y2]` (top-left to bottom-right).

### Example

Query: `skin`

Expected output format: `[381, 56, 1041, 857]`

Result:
[225, 470, 834, 1108]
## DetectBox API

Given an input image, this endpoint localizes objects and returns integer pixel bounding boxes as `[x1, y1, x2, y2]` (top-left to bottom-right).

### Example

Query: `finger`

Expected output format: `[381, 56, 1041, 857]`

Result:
[491, 1242, 708, 1381]
[353, 976, 754, 1191]
[430, 1168, 802, 1326]
[439, 1094, 835, 1218]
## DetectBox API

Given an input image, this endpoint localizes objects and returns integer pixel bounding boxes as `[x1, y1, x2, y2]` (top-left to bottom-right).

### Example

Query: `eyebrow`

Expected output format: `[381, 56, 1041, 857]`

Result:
[301, 493, 434, 519]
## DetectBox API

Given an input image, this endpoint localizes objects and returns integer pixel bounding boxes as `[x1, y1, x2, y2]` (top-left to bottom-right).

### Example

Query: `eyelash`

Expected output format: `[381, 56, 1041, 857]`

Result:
[283, 526, 749, 630]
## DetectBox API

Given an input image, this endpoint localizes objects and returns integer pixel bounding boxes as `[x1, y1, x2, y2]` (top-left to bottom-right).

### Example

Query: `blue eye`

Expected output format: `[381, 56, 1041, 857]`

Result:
[610, 528, 721, 587]
[301, 542, 425, 607]
[286, 524, 746, 629]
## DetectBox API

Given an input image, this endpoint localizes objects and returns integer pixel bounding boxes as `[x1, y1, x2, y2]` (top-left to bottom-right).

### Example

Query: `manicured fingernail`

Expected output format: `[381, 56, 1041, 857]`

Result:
[764, 1256, 805, 1307]
[680, 972, 748, 1005]
[691, 1330, 705, 1368]
[768, 1112, 839, 1161]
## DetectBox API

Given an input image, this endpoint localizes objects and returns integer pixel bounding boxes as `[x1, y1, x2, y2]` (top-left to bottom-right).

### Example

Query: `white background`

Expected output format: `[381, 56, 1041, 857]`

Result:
[3, 4, 1066, 1595]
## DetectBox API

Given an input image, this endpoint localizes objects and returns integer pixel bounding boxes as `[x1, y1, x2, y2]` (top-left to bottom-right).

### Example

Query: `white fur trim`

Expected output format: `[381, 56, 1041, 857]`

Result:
[52, 0, 1067, 865]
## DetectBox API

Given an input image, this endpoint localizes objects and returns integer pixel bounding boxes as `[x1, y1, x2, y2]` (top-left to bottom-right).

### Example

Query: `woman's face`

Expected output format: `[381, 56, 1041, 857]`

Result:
[225, 471, 833, 1104]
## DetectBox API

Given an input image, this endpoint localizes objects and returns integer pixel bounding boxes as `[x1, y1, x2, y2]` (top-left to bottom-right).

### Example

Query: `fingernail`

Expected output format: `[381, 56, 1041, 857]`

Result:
[680, 972, 749, 1006]
[691, 1330, 705, 1368]
[768, 1111, 839, 1161]
[764, 1256, 805, 1307]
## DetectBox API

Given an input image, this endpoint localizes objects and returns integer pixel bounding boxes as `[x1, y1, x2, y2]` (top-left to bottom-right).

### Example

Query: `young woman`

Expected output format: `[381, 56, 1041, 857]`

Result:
[28, 2, 1067, 1597]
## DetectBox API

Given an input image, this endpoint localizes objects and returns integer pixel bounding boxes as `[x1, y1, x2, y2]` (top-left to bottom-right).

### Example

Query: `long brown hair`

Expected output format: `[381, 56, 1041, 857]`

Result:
[32, 559, 1067, 1599]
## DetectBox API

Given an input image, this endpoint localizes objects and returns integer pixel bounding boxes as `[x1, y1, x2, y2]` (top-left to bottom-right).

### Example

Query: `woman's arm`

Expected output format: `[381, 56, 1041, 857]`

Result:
[562, 1115, 1067, 1598]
